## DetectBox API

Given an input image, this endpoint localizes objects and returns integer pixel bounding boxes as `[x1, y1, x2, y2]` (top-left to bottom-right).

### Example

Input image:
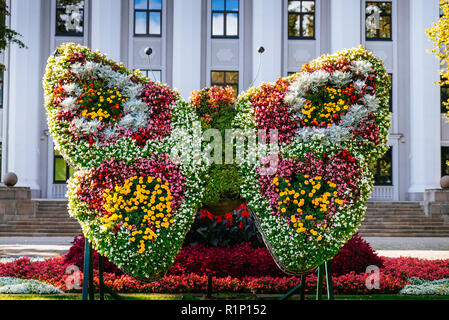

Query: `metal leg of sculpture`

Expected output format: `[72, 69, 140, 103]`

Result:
[279, 273, 306, 301]
[82, 239, 91, 300]
[82, 238, 121, 300]
[325, 261, 334, 300]
[316, 264, 324, 300]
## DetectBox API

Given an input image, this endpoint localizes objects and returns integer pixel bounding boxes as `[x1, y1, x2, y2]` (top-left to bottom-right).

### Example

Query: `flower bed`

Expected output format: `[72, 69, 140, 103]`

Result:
[1, 252, 447, 296]
[0, 256, 442, 295]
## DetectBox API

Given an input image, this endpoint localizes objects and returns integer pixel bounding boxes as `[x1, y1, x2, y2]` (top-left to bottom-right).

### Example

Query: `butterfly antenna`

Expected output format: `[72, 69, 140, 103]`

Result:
[145, 47, 158, 82]
[250, 47, 265, 88]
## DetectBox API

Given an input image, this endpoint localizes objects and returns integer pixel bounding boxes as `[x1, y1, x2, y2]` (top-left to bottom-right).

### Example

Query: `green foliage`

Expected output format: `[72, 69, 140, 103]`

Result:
[190, 86, 243, 206]
[202, 164, 242, 206]
[0, 1, 26, 71]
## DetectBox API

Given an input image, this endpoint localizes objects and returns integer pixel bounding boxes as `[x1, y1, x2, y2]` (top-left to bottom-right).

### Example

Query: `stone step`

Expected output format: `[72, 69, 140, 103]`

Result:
[363, 217, 445, 222]
[0, 232, 80, 237]
[359, 225, 449, 230]
[359, 232, 449, 237]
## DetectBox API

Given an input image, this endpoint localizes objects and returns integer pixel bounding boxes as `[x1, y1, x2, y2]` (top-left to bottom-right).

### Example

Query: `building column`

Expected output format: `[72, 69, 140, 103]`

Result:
[252, 0, 282, 85]
[408, 0, 441, 200]
[91, 0, 122, 62]
[172, 0, 202, 99]
[330, 0, 362, 52]
[7, 0, 44, 196]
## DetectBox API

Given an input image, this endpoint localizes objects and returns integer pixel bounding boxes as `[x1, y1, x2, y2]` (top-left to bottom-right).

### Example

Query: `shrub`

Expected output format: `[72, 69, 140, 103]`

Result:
[330, 233, 384, 276]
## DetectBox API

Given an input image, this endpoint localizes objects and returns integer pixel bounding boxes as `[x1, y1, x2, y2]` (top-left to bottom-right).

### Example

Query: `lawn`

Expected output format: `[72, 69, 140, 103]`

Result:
[1, 293, 449, 300]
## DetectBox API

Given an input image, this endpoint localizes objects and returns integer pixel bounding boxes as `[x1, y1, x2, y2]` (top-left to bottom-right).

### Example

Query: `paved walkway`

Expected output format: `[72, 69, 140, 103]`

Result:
[0, 237, 73, 258]
[0, 237, 448, 260]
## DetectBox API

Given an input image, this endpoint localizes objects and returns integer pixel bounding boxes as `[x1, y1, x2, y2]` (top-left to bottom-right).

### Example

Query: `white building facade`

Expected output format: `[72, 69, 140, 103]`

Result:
[0, 0, 444, 201]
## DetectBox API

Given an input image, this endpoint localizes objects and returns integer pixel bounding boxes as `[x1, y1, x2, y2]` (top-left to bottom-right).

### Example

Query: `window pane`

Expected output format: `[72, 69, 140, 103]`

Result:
[212, 0, 225, 11]
[301, 0, 315, 13]
[366, 2, 392, 39]
[0, 72, 3, 109]
[442, 86, 449, 113]
[149, 11, 161, 35]
[226, 71, 239, 84]
[442, 147, 449, 176]
[288, 1, 301, 13]
[212, 13, 224, 36]
[288, 13, 300, 38]
[211, 71, 225, 84]
[135, 11, 147, 34]
[56, 0, 85, 35]
[134, 0, 148, 9]
[379, 15, 391, 39]
[226, 13, 238, 36]
[69, 166, 76, 179]
[370, 147, 393, 185]
[226, 0, 239, 11]
[302, 14, 314, 37]
[149, 0, 162, 10]
[54, 157, 68, 182]
[230, 85, 238, 98]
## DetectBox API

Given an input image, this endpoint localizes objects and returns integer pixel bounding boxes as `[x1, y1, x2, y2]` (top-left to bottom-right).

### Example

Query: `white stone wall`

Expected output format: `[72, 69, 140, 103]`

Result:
[0, 0, 443, 201]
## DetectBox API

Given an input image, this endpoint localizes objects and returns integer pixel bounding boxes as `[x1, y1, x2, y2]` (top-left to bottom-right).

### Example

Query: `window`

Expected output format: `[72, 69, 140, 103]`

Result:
[140, 69, 162, 82]
[365, 1, 392, 40]
[441, 77, 449, 113]
[0, 71, 3, 109]
[288, 0, 315, 39]
[442, 147, 449, 176]
[370, 147, 393, 185]
[134, 0, 162, 36]
[388, 73, 392, 112]
[54, 150, 75, 183]
[211, 0, 239, 38]
[211, 71, 239, 98]
[56, 0, 85, 36]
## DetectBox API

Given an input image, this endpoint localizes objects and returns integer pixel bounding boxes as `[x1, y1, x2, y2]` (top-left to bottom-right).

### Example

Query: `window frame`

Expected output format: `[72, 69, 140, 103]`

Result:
[372, 146, 393, 186]
[0, 71, 3, 109]
[211, 0, 240, 39]
[210, 70, 239, 97]
[133, 0, 163, 37]
[287, 0, 316, 40]
[442, 146, 449, 177]
[365, 1, 393, 41]
[55, 0, 86, 37]
[53, 152, 73, 184]
[441, 76, 449, 114]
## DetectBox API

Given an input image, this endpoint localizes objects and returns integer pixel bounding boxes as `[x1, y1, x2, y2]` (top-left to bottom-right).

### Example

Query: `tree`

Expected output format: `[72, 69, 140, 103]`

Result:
[427, 0, 449, 113]
[0, 0, 26, 71]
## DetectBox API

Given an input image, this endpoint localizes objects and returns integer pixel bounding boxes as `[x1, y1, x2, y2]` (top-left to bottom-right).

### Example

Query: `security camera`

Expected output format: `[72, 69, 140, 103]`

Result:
[145, 47, 153, 56]
[258, 46, 265, 54]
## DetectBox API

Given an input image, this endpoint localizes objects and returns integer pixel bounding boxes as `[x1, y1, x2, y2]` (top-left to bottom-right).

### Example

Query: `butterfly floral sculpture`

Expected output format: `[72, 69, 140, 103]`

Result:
[44, 43, 390, 279]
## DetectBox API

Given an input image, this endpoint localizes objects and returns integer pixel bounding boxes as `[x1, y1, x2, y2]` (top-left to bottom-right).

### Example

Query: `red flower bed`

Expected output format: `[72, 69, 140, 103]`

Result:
[0, 255, 446, 295]
[64, 234, 383, 278]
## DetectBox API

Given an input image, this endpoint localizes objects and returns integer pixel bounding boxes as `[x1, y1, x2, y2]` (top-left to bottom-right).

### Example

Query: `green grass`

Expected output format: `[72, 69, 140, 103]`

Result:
[1, 293, 449, 301]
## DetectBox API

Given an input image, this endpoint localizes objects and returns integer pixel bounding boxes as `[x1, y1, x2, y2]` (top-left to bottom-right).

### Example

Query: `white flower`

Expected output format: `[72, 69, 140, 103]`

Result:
[350, 60, 373, 76]
[60, 97, 77, 111]
[330, 70, 352, 86]
[62, 83, 77, 94]
[309, 69, 330, 85]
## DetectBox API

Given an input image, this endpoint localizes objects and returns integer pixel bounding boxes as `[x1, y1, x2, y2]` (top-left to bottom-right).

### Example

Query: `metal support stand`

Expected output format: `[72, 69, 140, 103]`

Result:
[279, 261, 334, 301]
[82, 239, 121, 300]
[207, 274, 213, 299]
